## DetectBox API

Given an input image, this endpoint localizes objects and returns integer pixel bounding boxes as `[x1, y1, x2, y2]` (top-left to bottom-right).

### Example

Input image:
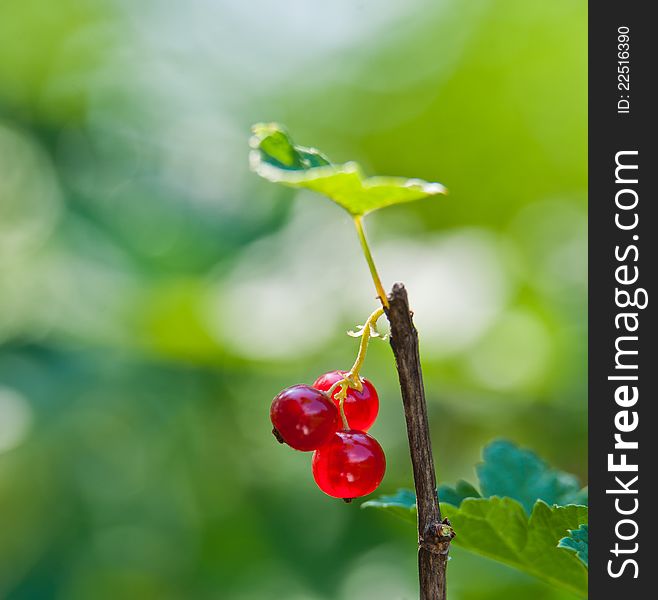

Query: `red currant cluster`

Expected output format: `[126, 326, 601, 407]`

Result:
[271, 370, 386, 501]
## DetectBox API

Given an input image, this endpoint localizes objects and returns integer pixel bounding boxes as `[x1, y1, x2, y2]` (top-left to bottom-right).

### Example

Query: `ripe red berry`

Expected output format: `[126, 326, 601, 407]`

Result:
[312, 430, 386, 499]
[270, 385, 341, 451]
[313, 370, 379, 431]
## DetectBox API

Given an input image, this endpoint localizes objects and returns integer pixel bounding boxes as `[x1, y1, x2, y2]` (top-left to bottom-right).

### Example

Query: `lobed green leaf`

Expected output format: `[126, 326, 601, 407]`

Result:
[363, 441, 589, 596]
[364, 496, 588, 597]
[445, 498, 588, 596]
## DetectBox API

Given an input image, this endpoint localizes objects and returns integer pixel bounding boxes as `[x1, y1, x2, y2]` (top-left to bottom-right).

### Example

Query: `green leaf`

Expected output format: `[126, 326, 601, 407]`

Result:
[249, 123, 446, 216]
[558, 524, 589, 568]
[438, 479, 481, 507]
[477, 440, 587, 514]
[363, 441, 589, 596]
[361, 489, 417, 524]
[444, 499, 588, 597]
[364, 495, 588, 597]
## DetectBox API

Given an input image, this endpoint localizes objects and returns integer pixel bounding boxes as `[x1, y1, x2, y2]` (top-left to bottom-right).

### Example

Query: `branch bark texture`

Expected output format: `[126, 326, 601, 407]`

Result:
[386, 283, 454, 600]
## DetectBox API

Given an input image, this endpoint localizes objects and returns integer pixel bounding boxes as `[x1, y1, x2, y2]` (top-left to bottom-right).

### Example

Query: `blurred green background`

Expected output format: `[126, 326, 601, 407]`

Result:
[0, 0, 586, 598]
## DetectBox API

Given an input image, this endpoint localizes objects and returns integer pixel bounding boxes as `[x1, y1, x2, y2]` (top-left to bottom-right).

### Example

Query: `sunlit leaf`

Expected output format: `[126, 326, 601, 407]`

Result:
[249, 123, 446, 216]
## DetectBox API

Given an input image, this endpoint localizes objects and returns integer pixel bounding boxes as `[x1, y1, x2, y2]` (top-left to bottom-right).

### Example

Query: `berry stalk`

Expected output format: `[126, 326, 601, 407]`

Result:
[324, 306, 385, 430]
[325, 307, 384, 397]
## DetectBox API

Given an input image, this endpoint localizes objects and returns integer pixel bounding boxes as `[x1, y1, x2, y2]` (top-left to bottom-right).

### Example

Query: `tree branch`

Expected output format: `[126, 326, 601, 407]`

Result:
[385, 283, 454, 600]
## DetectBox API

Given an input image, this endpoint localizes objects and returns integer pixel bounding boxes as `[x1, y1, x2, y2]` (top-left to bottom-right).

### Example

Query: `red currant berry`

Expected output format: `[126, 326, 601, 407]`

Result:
[270, 385, 341, 451]
[313, 371, 379, 431]
[312, 430, 386, 499]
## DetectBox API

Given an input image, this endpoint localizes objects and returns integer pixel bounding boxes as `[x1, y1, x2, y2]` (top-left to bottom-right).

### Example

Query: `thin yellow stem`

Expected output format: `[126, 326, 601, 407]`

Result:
[354, 216, 389, 309]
